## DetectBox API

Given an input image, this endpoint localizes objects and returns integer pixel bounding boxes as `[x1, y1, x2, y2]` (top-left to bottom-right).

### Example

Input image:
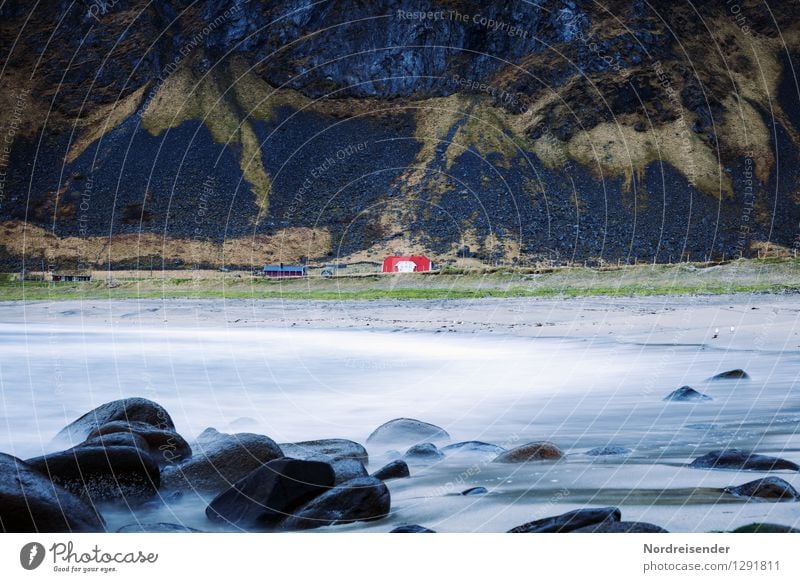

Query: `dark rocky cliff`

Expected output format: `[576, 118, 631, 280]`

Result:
[1, 0, 798, 269]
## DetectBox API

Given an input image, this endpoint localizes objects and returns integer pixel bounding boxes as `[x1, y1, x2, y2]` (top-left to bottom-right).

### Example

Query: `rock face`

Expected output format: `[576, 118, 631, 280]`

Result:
[493, 441, 564, 463]
[690, 450, 799, 472]
[79, 432, 150, 454]
[279, 476, 390, 531]
[724, 477, 800, 501]
[117, 523, 202, 533]
[56, 398, 175, 443]
[26, 446, 160, 503]
[279, 439, 368, 463]
[366, 418, 450, 447]
[663, 386, 712, 402]
[162, 429, 283, 493]
[508, 507, 622, 533]
[0, 453, 105, 533]
[585, 446, 631, 456]
[206, 459, 335, 529]
[371, 460, 410, 481]
[572, 521, 668, 533]
[709, 369, 750, 381]
[328, 458, 369, 485]
[87, 421, 192, 466]
[441, 441, 506, 457]
[390, 524, 435, 533]
[403, 443, 444, 463]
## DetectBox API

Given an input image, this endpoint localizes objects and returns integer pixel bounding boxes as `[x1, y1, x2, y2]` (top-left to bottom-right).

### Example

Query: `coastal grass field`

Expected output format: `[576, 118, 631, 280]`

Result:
[1, 257, 799, 301]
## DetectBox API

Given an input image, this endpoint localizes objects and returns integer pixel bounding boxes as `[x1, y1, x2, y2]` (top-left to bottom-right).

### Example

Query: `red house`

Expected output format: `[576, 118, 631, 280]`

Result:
[382, 255, 432, 273]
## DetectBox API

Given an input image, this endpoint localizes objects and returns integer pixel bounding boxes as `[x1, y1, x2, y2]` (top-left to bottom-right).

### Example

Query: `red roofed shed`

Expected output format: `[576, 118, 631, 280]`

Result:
[382, 255, 432, 273]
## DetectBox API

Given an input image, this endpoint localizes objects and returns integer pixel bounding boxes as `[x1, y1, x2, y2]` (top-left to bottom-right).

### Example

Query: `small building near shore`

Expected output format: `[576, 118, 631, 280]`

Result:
[382, 255, 432, 273]
[51, 273, 92, 282]
[262, 264, 306, 278]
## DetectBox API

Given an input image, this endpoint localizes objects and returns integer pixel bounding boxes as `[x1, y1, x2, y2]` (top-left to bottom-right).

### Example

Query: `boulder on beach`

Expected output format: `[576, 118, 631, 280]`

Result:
[508, 507, 621, 533]
[56, 398, 175, 443]
[25, 446, 160, 503]
[663, 386, 712, 402]
[572, 521, 668, 533]
[585, 446, 631, 456]
[206, 459, 335, 529]
[279, 439, 368, 464]
[371, 460, 410, 481]
[79, 432, 150, 454]
[403, 443, 444, 463]
[493, 441, 564, 463]
[390, 524, 435, 533]
[328, 458, 369, 485]
[730, 523, 800, 533]
[279, 476, 390, 531]
[117, 522, 202, 533]
[88, 421, 191, 465]
[708, 369, 750, 381]
[0, 453, 105, 533]
[724, 477, 800, 501]
[689, 449, 799, 472]
[366, 418, 449, 447]
[461, 486, 488, 496]
[441, 441, 506, 457]
[162, 429, 283, 493]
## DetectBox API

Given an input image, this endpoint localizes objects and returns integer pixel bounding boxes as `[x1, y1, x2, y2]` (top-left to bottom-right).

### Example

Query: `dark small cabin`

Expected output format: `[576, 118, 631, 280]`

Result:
[51, 273, 92, 282]
[262, 264, 306, 278]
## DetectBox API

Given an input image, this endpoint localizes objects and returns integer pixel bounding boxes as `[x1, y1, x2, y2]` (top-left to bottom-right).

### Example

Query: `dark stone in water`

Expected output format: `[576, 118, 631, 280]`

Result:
[366, 418, 449, 447]
[585, 446, 631, 456]
[709, 369, 750, 381]
[508, 507, 621, 533]
[279, 439, 368, 464]
[404, 442, 444, 462]
[724, 477, 800, 501]
[279, 476, 390, 531]
[206, 458, 335, 529]
[371, 460, 410, 481]
[441, 441, 506, 456]
[25, 446, 160, 503]
[162, 429, 283, 493]
[329, 458, 369, 485]
[572, 521, 668, 533]
[731, 523, 800, 533]
[79, 432, 150, 454]
[663, 386, 712, 402]
[0, 453, 105, 533]
[390, 524, 435, 533]
[461, 486, 488, 496]
[117, 522, 202, 533]
[88, 421, 191, 465]
[56, 398, 175, 443]
[493, 441, 564, 463]
[690, 449, 799, 472]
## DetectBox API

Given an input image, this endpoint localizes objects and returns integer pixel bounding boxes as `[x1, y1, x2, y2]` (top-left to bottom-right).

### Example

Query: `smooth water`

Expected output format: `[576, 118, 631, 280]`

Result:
[1, 322, 799, 532]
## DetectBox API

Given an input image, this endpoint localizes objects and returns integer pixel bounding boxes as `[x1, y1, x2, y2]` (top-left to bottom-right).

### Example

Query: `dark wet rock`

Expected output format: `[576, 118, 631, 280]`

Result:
[724, 477, 800, 501]
[162, 430, 283, 493]
[573, 521, 668, 533]
[329, 458, 369, 485]
[279, 476, 390, 531]
[508, 507, 621, 533]
[206, 459, 335, 529]
[371, 459, 410, 481]
[79, 432, 150, 454]
[88, 421, 191, 465]
[26, 446, 160, 503]
[0, 453, 105, 533]
[689, 449, 799, 472]
[366, 418, 449, 447]
[493, 441, 564, 463]
[403, 443, 444, 463]
[441, 441, 506, 456]
[663, 386, 712, 402]
[461, 486, 488, 496]
[56, 398, 174, 443]
[279, 439, 368, 464]
[390, 524, 435, 533]
[709, 369, 750, 381]
[117, 522, 202, 533]
[731, 523, 800, 533]
[585, 446, 631, 456]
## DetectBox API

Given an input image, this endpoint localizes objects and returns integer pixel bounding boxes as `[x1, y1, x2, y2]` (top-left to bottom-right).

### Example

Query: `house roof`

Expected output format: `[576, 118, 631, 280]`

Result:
[263, 265, 306, 271]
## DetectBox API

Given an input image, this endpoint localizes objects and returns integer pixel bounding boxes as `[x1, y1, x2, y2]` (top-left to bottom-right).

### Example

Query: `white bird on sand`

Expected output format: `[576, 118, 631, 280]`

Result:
[713, 328, 719, 339]
[730, 326, 735, 333]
